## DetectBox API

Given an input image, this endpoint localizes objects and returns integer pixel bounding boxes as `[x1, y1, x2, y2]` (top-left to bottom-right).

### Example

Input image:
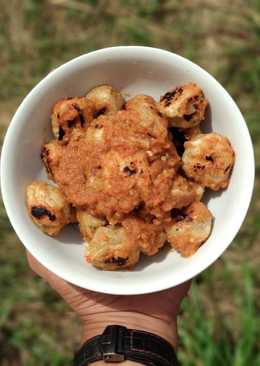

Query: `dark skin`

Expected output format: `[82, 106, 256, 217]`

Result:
[27, 252, 190, 365]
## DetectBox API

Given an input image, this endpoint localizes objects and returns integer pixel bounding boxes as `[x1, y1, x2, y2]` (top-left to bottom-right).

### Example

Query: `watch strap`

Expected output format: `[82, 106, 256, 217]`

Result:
[124, 329, 179, 365]
[74, 325, 179, 366]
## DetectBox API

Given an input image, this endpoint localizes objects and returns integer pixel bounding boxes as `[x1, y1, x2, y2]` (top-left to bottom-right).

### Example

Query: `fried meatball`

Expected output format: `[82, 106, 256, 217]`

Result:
[122, 216, 166, 256]
[182, 133, 235, 190]
[86, 85, 125, 116]
[159, 83, 208, 128]
[126, 95, 168, 150]
[41, 140, 63, 181]
[170, 126, 202, 156]
[76, 210, 106, 242]
[26, 181, 72, 236]
[86, 225, 140, 270]
[166, 202, 213, 257]
[51, 97, 95, 143]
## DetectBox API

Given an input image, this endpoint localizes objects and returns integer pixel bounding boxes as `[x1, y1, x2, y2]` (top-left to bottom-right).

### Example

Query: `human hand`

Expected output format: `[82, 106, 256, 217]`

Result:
[27, 251, 190, 348]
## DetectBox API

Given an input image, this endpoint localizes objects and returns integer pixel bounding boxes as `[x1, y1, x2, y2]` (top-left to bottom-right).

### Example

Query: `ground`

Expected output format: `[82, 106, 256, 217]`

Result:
[0, 1, 260, 365]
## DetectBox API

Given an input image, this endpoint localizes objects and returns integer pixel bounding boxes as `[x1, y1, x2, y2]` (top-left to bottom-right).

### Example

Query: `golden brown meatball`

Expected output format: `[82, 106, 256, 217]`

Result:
[159, 83, 208, 128]
[182, 133, 235, 190]
[41, 140, 63, 181]
[86, 85, 125, 116]
[51, 97, 95, 143]
[76, 210, 106, 242]
[166, 202, 213, 257]
[86, 225, 140, 270]
[26, 181, 72, 236]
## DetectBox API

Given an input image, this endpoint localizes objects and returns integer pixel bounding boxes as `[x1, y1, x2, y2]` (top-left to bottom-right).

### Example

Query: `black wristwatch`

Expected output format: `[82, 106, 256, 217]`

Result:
[74, 325, 179, 366]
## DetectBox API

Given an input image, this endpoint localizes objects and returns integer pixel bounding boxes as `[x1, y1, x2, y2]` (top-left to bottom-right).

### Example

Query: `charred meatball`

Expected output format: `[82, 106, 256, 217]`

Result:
[86, 225, 140, 270]
[86, 85, 125, 116]
[182, 133, 235, 190]
[41, 140, 63, 181]
[26, 181, 72, 236]
[51, 97, 95, 143]
[166, 202, 213, 257]
[159, 83, 208, 128]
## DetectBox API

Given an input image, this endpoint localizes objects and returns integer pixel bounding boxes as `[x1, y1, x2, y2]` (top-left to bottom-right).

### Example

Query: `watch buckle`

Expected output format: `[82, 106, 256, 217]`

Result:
[101, 326, 127, 363]
[103, 353, 125, 362]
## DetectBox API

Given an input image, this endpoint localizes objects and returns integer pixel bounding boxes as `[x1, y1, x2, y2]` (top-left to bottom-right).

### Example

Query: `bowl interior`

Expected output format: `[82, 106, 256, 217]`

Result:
[1, 47, 254, 294]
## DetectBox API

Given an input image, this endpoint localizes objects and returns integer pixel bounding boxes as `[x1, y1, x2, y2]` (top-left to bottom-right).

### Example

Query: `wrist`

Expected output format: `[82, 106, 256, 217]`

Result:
[80, 311, 177, 349]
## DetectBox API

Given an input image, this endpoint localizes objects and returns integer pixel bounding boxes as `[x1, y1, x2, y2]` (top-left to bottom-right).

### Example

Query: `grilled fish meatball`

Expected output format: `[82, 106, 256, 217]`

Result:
[51, 97, 95, 143]
[76, 210, 106, 242]
[166, 202, 213, 257]
[159, 83, 208, 128]
[182, 133, 235, 190]
[86, 85, 125, 116]
[41, 140, 63, 181]
[26, 181, 72, 236]
[86, 225, 140, 270]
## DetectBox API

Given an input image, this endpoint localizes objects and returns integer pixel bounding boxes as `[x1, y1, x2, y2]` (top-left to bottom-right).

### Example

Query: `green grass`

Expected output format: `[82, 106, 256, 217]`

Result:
[0, 0, 260, 364]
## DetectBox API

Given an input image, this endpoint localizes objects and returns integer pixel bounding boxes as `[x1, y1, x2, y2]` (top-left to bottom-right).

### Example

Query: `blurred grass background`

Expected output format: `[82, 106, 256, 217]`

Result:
[0, 0, 259, 365]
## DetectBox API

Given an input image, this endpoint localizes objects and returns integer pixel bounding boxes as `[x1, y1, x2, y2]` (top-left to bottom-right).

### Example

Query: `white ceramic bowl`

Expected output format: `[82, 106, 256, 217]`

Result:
[1, 46, 254, 295]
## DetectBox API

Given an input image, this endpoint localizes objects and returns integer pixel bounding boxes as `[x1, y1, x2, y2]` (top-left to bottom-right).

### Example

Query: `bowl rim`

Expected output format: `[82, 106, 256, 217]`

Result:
[0, 46, 255, 294]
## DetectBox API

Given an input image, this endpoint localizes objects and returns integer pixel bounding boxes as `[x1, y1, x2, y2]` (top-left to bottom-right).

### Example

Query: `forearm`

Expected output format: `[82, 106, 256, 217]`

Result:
[80, 310, 178, 349]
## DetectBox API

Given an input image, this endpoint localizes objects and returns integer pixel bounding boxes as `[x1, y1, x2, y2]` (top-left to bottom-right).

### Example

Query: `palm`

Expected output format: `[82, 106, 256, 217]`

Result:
[27, 252, 190, 344]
